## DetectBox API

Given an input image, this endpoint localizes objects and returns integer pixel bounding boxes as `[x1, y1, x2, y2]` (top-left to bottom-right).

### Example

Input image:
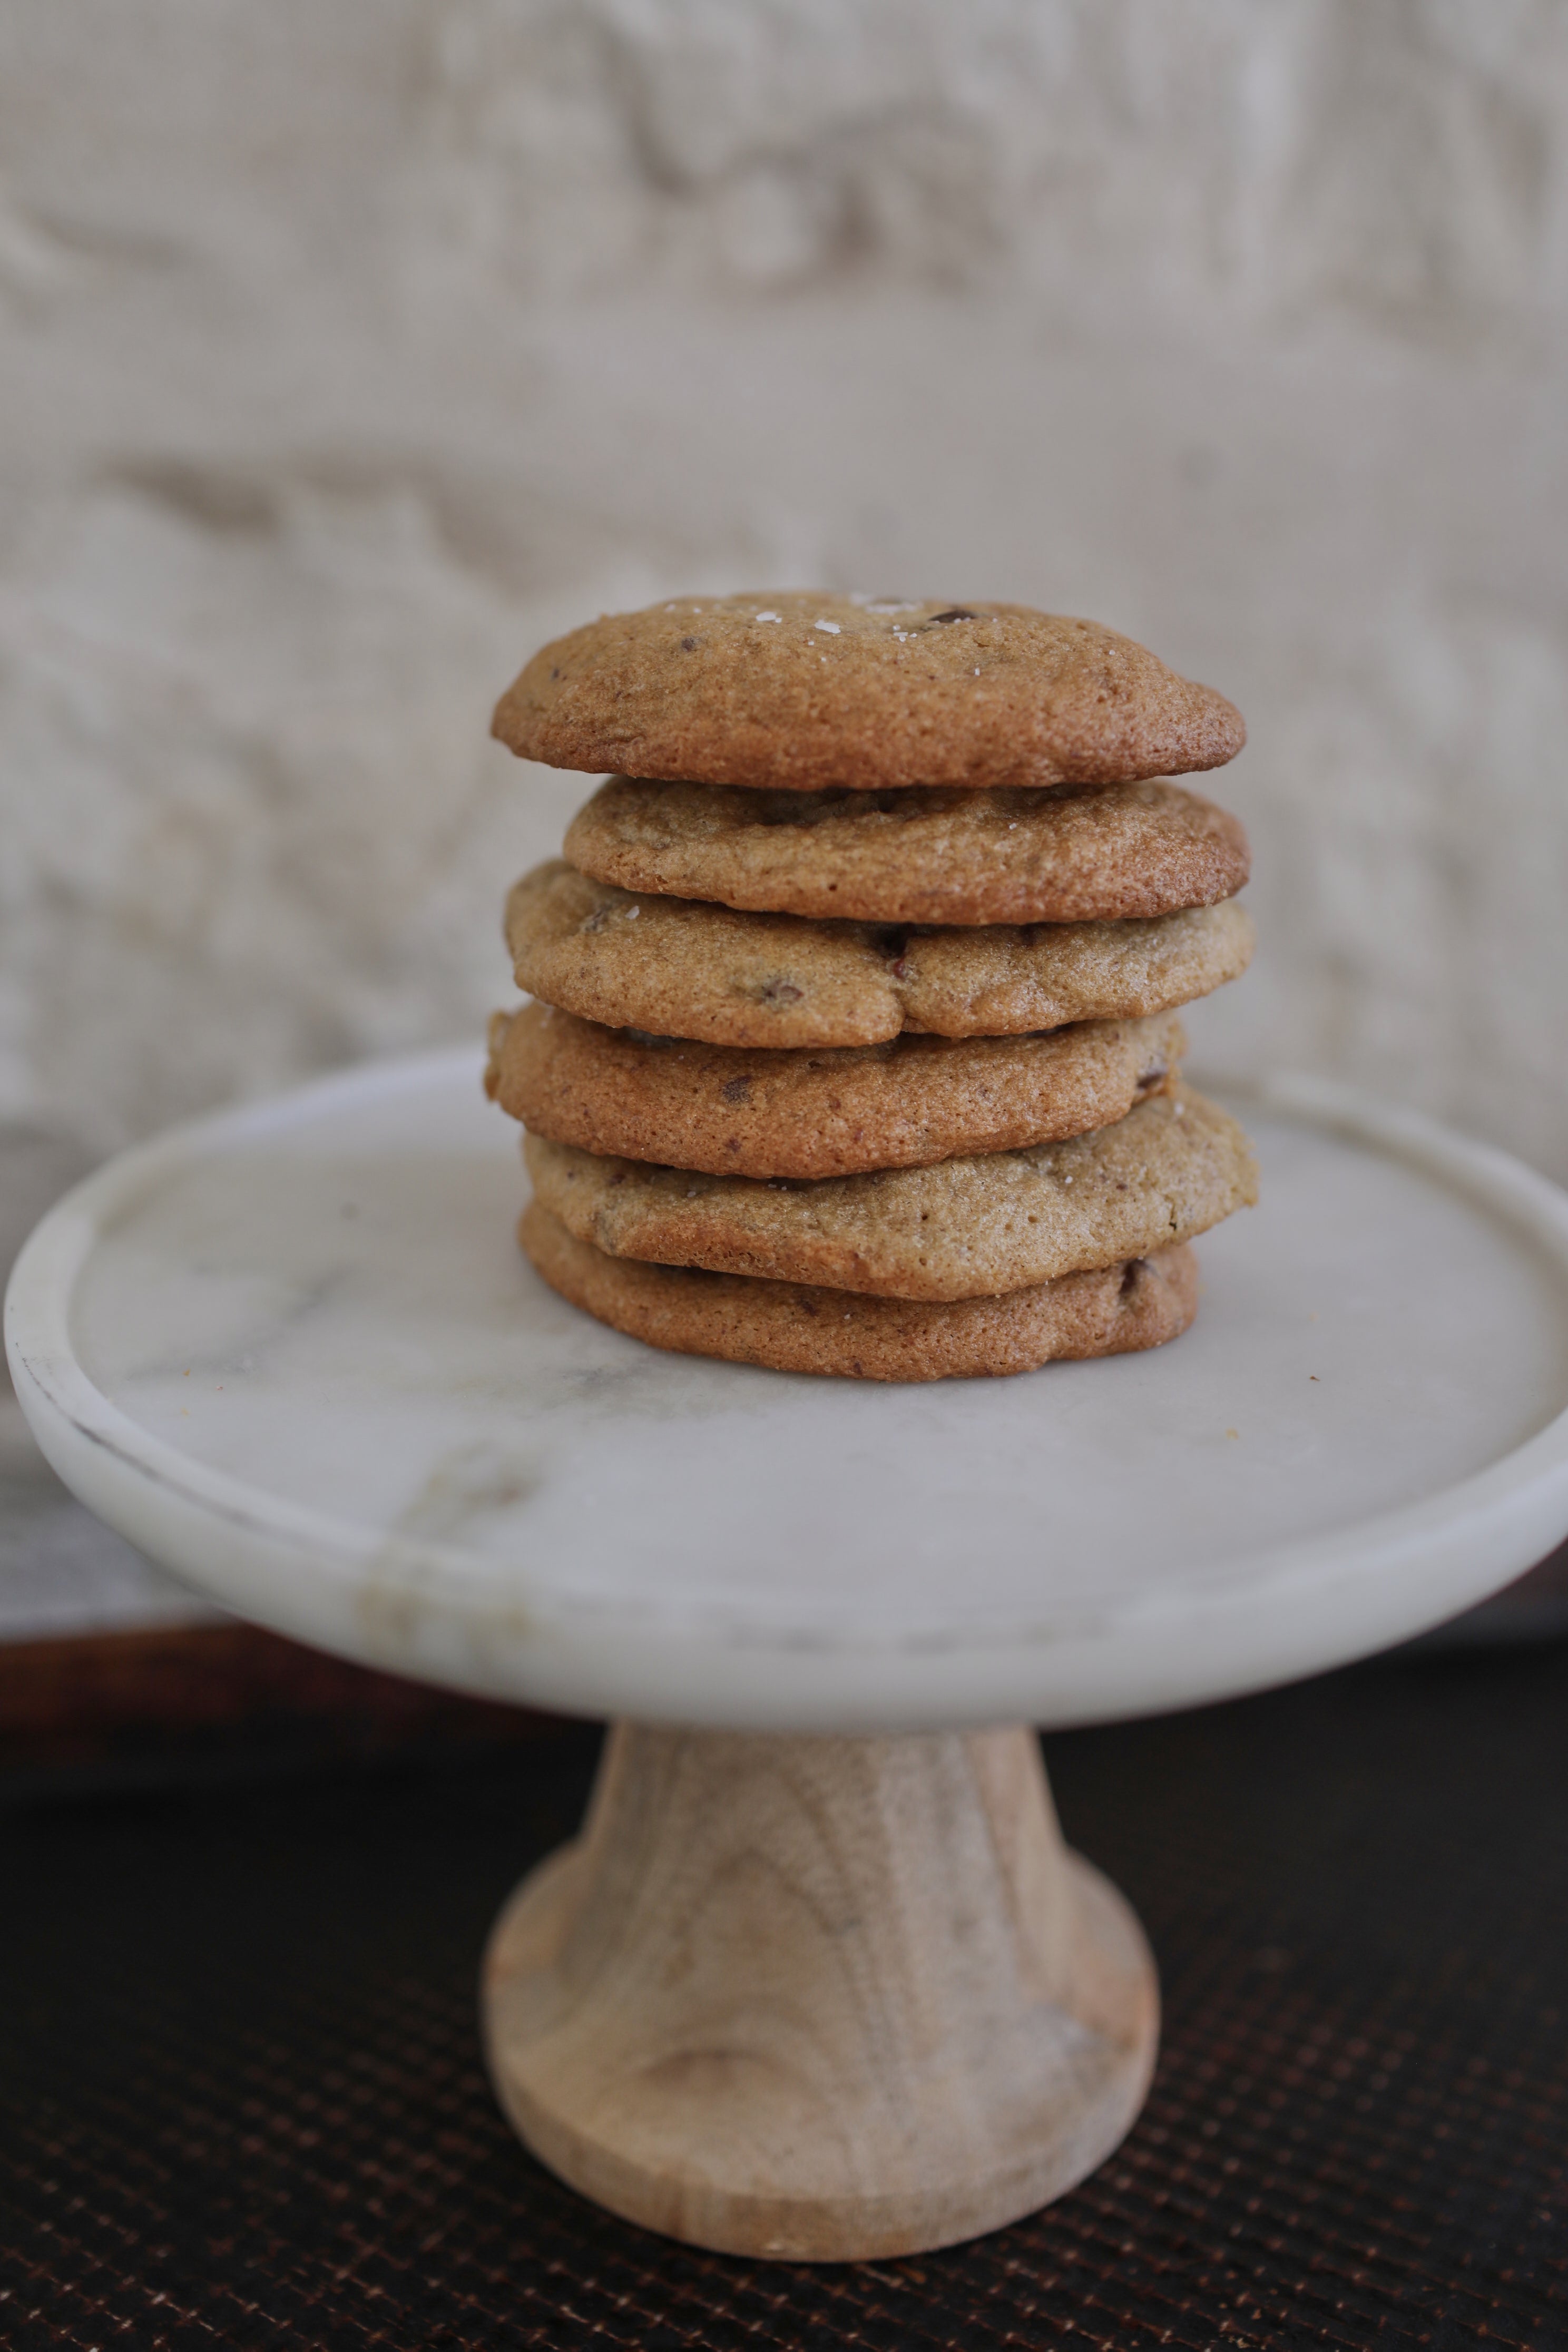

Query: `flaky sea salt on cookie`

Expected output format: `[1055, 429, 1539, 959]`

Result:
[565, 777, 1250, 927]
[488, 1003, 1184, 1180]
[505, 861, 1253, 1048]
[525, 1083, 1257, 1301]
[493, 594, 1245, 793]
[522, 1204, 1200, 1383]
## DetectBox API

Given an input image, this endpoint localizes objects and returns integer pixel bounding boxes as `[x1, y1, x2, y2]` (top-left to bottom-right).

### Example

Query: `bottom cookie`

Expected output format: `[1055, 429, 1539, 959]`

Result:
[521, 1202, 1199, 1383]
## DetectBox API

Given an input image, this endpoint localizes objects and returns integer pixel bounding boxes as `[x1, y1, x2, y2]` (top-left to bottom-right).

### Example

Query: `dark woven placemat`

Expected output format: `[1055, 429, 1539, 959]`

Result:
[2, 1640, 1565, 2351]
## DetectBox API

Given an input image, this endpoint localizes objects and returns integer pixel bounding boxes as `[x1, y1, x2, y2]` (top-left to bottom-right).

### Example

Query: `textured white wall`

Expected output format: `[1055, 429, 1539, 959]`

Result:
[3, 1, 1567, 1169]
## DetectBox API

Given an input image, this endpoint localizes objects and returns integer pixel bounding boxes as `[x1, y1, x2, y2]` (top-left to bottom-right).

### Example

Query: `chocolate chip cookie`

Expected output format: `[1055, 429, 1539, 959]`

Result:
[524, 1083, 1257, 1301]
[523, 1204, 1200, 1382]
[506, 861, 1254, 1048]
[494, 594, 1246, 792]
[488, 1003, 1184, 1180]
[565, 776, 1249, 925]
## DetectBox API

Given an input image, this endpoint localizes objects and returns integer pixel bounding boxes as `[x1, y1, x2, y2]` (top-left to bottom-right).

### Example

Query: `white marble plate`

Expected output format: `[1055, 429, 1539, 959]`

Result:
[8, 1050, 1568, 1731]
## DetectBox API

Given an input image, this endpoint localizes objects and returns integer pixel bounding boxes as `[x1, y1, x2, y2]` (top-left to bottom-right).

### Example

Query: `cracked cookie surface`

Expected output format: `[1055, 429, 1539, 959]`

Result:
[565, 776, 1249, 926]
[505, 861, 1253, 1048]
[494, 593, 1246, 792]
[522, 1206, 1200, 1382]
[524, 1083, 1257, 1301]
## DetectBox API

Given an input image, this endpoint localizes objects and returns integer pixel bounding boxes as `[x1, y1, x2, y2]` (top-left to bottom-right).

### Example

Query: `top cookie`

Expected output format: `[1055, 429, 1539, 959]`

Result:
[493, 594, 1246, 793]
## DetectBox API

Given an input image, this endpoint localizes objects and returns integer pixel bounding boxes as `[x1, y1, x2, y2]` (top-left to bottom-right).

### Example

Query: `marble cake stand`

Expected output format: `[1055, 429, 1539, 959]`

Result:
[9, 1050, 1568, 2261]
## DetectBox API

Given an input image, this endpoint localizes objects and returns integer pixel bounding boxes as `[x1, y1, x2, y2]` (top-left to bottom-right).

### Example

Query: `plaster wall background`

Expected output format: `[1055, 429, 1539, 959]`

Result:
[2, 0, 1566, 1182]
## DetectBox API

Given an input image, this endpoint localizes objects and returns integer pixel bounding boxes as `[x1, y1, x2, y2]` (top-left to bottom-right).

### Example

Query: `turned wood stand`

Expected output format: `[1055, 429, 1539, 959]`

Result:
[484, 1724, 1154, 2258]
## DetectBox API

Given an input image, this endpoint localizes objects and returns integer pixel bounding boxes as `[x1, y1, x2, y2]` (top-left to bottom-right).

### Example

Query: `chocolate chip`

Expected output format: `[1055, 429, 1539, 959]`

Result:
[798, 1297, 819, 1317]
[890, 957, 909, 979]
[550, 665, 560, 681]
[721, 1074, 752, 1104]
[929, 608, 977, 624]
[1119, 1258, 1148, 1297]
[680, 635, 699, 651]
[758, 977, 803, 1005]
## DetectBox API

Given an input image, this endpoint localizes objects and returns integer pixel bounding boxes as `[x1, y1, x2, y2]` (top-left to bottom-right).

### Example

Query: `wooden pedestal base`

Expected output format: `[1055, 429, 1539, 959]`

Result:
[482, 1723, 1158, 2260]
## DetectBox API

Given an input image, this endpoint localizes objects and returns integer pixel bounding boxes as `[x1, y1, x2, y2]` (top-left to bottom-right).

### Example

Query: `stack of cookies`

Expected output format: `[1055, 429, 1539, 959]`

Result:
[485, 594, 1258, 1382]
